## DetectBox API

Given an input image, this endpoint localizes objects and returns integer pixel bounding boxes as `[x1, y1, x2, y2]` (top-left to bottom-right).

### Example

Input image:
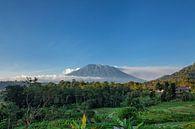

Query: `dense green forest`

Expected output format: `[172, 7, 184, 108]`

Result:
[0, 78, 195, 129]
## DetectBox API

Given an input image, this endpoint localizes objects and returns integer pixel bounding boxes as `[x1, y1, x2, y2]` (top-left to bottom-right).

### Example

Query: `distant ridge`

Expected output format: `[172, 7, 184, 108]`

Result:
[159, 63, 195, 80]
[66, 64, 144, 82]
[151, 63, 195, 90]
[0, 81, 26, 90]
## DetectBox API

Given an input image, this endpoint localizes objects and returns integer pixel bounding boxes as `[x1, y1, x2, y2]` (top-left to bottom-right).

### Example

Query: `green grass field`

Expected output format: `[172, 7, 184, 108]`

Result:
[140, 101, 195, 129]
[92, 101, 195, 128]
[15, 101, 195, 129]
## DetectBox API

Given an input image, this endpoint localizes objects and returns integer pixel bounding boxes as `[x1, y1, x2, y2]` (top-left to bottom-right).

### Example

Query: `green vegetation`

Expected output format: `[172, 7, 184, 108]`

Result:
[10, 101, 195, 129]
[141, 101, 195, 124]
[0, 77, 195, 129]
[93, 101, 195, 129]
[148, 63, 195, 92]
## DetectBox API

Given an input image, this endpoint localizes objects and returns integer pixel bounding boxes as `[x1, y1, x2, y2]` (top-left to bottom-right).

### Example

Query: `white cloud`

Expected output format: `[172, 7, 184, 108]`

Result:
[0, 66, 182, 82]
[119, 66, 181, 81]
[0, 74, 102, 82]
[0, 67, 81, 82]
[63, 68, 80, 74]
[1, 74, 64, 82]
[64, 75, 102, 81]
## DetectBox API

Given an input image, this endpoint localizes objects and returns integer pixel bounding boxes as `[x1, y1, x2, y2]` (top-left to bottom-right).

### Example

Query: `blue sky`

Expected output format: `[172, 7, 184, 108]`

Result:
[0, 0, 195, 79]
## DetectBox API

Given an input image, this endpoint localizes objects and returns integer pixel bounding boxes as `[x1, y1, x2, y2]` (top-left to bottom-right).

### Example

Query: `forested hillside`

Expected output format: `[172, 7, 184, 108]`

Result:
[160, 63, 195, 80]
[147, 63, 195, 92]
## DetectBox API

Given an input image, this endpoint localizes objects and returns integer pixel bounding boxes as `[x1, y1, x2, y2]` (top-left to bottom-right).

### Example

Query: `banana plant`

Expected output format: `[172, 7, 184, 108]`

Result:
[108, 113, 143, 129]
[70, 114, 96, 129]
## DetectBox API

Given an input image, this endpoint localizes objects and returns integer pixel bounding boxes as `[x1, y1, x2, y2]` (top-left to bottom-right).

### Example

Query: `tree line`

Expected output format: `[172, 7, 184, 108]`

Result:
[0, 78, 194, 129]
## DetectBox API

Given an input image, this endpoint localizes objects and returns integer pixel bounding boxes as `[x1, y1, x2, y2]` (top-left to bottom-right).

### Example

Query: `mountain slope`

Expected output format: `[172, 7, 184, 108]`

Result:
[152, 63, 195, 91]
[66, 64, 144, 82]
[160, 63, 195, 80]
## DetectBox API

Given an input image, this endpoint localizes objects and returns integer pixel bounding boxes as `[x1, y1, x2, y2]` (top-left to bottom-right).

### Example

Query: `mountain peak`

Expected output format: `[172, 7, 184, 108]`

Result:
[66, 64, 144, 82]
[85, 64, 107, 67]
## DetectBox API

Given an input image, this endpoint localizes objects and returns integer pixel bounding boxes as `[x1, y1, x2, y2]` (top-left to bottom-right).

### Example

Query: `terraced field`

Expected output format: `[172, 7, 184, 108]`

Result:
[140, 101, 195, 128]
[94, 101, 195, 129]
[15, 101, 195, 129]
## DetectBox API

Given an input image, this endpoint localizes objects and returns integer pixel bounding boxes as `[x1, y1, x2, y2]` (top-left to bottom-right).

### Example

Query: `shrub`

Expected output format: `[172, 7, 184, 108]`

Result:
[82, 99, 97, 109]
[117, 107, 142, 125]
[94, 113, 110, 123]
[117, 107, 137, 120]
[143, 98, 160, 107]
[183, 122, 195, 129]
[0, 119, 7, 129]
[181, 92, 195, 101]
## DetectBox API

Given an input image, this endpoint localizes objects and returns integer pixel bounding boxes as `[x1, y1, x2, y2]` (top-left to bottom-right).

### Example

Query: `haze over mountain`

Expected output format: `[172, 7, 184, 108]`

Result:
[119, 66, 181, 81]
[0, 65, 180, 83]
[0, 81, 26, 90]
[1, 63, 195, 90]
[66, 64, 144, 82]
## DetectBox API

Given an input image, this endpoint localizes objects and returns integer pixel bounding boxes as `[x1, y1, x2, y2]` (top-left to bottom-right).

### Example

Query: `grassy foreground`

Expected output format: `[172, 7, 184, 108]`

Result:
[16, 101, 195, 129]
[140, 101, 195, 129]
